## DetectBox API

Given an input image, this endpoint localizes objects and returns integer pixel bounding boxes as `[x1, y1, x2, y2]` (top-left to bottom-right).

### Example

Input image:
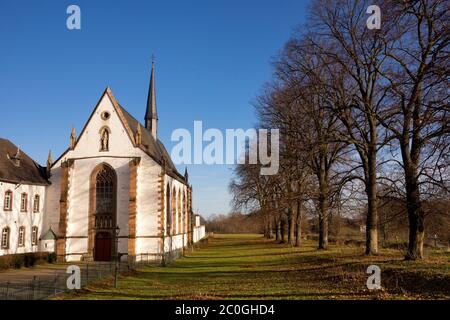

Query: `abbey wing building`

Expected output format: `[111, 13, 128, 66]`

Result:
[0, 64, 205, 262]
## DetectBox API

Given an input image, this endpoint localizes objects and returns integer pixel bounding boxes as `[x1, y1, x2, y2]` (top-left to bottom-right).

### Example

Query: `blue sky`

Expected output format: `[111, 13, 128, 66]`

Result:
[0, 0, 310, 217]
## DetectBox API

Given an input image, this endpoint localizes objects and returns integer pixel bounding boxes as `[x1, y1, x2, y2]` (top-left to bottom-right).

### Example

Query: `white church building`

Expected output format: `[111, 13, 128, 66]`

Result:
[0, 63, 205, 262]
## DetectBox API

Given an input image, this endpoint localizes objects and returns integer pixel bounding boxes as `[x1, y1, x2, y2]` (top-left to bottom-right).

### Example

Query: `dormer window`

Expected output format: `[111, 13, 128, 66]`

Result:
[7, 148, 21, 167]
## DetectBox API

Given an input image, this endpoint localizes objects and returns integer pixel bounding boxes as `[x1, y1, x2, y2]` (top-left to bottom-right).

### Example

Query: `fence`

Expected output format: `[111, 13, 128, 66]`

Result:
[0, 254, 158, 300]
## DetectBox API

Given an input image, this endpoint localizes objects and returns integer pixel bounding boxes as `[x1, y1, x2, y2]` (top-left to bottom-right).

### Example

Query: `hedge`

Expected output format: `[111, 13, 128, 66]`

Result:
[0, 252, 56, 271]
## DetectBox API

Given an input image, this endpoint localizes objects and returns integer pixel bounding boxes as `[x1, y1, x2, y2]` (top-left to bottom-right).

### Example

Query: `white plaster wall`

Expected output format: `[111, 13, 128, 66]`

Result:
[193, 226, 206, 243]
[69, 93, 138, 159]
[63, 157, 131, 261]
[41, 239, 55, 253]
[163, 234, 185, 252]
[0, 181, 46, 256]
[135, 154, 162, 255]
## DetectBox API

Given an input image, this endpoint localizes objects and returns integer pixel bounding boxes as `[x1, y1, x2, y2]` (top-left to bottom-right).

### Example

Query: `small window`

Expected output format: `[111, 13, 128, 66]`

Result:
[33, 195, 40, 213]
[32, 226, 38, 246]
[2, 227, 10, 249]
[101, 111, 111, 120]
[18, 226, 25, 247]
[4, 191, 12, 211]
[21, 193, 28, 212]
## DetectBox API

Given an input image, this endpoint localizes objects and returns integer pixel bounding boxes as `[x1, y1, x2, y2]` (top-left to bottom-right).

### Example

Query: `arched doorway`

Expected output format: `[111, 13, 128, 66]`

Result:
[95, 232, 112, 261]
[89, 163, 117, 261]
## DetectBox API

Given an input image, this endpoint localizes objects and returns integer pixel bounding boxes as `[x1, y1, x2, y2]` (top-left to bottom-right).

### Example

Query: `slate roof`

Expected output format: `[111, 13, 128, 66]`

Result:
[117, 103, 185, 183]
[41, 228, 57, 240]
[0, 138, 49, 185]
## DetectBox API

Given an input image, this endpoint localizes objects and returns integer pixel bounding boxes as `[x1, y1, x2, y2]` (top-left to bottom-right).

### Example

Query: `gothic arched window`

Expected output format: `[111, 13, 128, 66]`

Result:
[172, 188, 177, 235]
[177, 191, 181, 234]
[95, 168, 114, 214]
[94, 166, 116, 230]
[183, 192, 187, 234]
[166, 184, 171, 235]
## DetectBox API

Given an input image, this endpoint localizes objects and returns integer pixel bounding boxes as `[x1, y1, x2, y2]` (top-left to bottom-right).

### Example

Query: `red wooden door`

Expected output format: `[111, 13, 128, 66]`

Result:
[95, 233, 112, 261]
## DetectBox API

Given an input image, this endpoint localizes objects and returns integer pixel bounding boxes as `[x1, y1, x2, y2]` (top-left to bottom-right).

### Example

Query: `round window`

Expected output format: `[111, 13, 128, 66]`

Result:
[101, 111, 111, 120]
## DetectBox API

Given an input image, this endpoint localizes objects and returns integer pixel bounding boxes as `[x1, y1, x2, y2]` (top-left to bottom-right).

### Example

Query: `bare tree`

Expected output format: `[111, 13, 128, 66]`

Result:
[229, 0, 449, 261]
[291, 0, 404, 255]
[378, 0, 450, 259]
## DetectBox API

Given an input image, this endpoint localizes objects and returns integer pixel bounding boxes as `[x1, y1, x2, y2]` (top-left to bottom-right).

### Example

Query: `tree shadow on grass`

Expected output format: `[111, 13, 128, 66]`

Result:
[74, 289, 363, 300]
[180, 250, 316, 260]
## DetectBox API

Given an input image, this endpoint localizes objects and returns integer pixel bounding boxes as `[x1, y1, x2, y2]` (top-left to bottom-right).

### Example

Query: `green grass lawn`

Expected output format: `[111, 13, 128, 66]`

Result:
[57, 234, 450, 300]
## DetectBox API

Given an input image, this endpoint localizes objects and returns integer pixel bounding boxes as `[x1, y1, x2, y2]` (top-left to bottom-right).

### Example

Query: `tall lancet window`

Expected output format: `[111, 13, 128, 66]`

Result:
[100, 127, 110, 152]
[95, 167, 115, 229]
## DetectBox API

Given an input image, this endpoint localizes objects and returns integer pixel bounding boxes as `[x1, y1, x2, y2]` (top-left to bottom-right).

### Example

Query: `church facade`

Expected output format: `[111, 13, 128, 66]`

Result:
[0, 64, 205, 262]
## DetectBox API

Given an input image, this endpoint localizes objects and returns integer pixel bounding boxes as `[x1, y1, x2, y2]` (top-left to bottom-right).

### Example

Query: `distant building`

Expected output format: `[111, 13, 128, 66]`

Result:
[0, 140, 48, 255]
[193, 215, 206, 242]
[0, 63, 205, 262]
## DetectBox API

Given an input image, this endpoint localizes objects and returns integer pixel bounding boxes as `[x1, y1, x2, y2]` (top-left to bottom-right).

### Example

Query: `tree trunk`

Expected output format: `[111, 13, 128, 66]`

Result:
[288, 204, 296, 246]
[276, 218, 281, 242]
[365, 152, 379, 255]
[280, 216, 287, 243]
[318, 165, 329, 250]
[405, 166, 425, 260]
[295, 200, 303, 247]
[263, 211, 270, 239]
[318, 212, 328, 250]
[268, 216, 273, 239]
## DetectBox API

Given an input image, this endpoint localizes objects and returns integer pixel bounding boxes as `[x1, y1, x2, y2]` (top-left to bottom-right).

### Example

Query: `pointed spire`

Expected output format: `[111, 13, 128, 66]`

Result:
[184, 167, 189, 183]
[135, 120, 142, 146]
[46, 150, 53, 177]
[47, 150, 53, 167]
[70, 127, 76, 150]
[145, 57, 158, 139]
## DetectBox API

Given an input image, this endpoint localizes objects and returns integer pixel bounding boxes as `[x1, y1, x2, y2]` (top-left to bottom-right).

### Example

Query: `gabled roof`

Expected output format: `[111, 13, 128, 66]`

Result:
[0, 138, 49, 186]
[41, 228, 57, 240]
[53, 87, 187, 185]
